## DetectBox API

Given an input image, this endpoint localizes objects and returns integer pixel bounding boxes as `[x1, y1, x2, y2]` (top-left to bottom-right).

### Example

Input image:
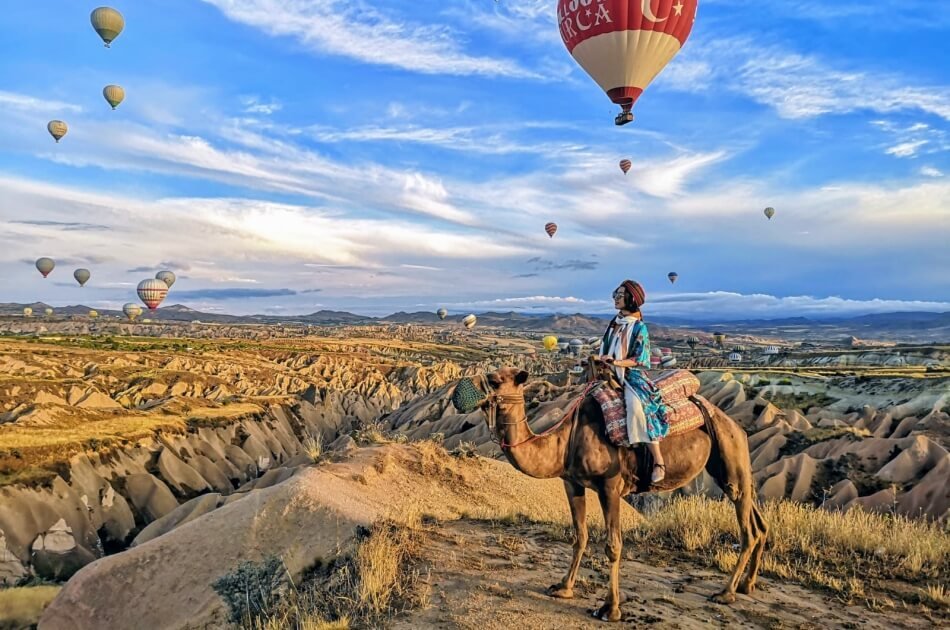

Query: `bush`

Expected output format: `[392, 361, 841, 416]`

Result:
[212, 556, 287, 625]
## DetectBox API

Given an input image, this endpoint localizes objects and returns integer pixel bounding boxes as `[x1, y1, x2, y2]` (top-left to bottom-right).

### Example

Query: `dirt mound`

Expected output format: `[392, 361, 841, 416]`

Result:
[39, 444, 638, 630]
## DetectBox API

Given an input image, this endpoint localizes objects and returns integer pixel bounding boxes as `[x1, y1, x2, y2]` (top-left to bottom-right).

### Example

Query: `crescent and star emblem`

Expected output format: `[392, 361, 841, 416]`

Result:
[641, 0, 667, 23]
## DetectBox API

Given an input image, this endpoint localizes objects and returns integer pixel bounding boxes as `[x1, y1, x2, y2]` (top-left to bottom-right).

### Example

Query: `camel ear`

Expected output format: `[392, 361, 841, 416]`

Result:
[514, 370, 529, 386]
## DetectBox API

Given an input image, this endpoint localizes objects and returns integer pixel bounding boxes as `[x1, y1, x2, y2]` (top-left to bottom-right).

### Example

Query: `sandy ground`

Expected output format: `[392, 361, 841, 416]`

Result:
[394, 519, 938, 630]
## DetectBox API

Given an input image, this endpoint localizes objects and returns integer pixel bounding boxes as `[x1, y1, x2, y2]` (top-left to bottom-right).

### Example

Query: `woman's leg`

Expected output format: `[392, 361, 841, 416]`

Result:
[647, 441, 665, 482]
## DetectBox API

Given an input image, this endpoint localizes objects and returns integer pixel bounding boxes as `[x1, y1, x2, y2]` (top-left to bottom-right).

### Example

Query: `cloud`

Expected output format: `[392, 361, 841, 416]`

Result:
[886, 140, 928, 158]
[172, 288, 298, 300]
[201, 0, 539, 78]
[240, 95, 282, 115]
[8, 220, 110, 231]
[0, 91, 82, 114]
[647, 291, 950, 319]
[524, 258, 599, 273]
[921, 166, 944, 178]
[300, 288, 323, 294]
[665, 37, 950, 121]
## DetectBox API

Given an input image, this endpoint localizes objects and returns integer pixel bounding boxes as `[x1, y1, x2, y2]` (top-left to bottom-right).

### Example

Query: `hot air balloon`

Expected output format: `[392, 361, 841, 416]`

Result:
[732, 345, 746, 353]
[35, 258, 55, 278]
[74, 269, 91, 287]
[47, 121, 68, 143]
[462, 314, 477, 329]
[103, 85, 125, 109]
[729, 352, 742, 363]
[23, 307, 32, 317]
[764, 207, 776, 220]
[668, 272, 678, 284]
[763, 345, 779, 356]
[713, 333, 725, 347]
[44, 307, 53, 317]
[542, 335, 559, 352]
[686, 336, 699, 350]
[619, 159, 632, 174]
[557, 0, 699, 125]
[155, 270, 176, 288]
[89, 310, 99, 319]
[123, 303, 142, 321]
[91, 7, 124, 47]
[137, 279, 168, 310]
[544, 222, 558, 239]
[437, 308, 448, 320]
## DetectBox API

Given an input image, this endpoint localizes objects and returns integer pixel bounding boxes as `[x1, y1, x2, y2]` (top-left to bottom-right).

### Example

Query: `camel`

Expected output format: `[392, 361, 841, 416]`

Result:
[476, 367, 768, 622]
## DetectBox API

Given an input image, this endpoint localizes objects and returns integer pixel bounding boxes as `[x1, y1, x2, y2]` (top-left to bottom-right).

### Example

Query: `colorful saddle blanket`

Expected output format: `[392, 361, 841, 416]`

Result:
[591, 370, 708, 446]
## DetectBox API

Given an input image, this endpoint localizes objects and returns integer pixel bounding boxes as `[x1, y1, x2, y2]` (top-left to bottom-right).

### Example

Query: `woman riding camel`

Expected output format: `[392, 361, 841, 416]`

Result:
[597, 280, 669, 483]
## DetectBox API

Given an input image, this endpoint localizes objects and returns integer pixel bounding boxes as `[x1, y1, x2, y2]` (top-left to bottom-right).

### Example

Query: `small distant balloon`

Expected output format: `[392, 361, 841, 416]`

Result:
[35, 258, 55, 278]
[89, 310, 99, 318]
[23, 307, 33, 317]
[544, 222, 558, 238]
[47, 121, 67, 143]
[714, 333, 726, 346]
[542, 335, 558, 352]
[123, 303, 142, 321]
[437, 308, 448, 320]
[102, 85, 125, 109]
[462, 314, 477, 329]
[619, 159, 632, 174]
[137, 278, 168, 310]
[44, 307, 53, 317]
[686, 336, 699, 349]
[668, 272, 678, 284]
[155, 270, 176, 288]
[91, 7, 125, 47]
[764, 207, 776, 220]
[74, 268, 91, 287]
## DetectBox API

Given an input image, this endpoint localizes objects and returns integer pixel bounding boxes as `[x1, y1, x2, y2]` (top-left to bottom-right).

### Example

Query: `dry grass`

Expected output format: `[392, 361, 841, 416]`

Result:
[629, 495, 950, 607]
[248, 520, 429, 629]
[302, 432, 323, 464]
[0, 585, 61, 628]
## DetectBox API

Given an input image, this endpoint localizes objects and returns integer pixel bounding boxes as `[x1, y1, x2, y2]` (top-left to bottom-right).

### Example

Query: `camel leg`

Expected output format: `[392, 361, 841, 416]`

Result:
[591, 480, 623, 622]
[548, 480, 588, 599]
[738, 502, 769, 595]
[704, 410, 769, 604]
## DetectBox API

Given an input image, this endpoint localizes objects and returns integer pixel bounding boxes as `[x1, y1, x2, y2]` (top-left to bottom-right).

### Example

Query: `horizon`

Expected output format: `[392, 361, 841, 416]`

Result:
[1, 2, 948, 320]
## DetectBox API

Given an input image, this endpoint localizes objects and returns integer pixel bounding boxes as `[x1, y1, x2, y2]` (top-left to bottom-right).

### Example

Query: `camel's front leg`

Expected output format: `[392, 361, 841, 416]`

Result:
[592, 479, 623, 622]
[548, 480, 587, 599]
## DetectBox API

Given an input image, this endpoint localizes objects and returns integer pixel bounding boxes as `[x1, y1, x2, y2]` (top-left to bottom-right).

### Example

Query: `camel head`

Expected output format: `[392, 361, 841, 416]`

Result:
[484, 367, 530, 395]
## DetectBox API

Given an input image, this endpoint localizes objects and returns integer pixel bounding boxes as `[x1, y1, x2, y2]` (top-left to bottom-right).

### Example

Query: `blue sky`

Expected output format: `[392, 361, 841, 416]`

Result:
[0, 0, 947, 318]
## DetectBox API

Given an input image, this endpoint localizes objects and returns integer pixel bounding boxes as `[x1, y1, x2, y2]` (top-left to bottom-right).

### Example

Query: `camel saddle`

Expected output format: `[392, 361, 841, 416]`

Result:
[586, 364, 709, 447]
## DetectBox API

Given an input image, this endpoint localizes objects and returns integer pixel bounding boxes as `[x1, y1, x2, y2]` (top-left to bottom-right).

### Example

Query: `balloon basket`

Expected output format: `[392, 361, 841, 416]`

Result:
[614, 112, 634, 126]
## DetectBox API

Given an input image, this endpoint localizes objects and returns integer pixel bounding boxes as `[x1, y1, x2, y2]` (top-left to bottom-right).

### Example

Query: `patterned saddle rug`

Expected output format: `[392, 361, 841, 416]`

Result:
[591, 369, 709, 447]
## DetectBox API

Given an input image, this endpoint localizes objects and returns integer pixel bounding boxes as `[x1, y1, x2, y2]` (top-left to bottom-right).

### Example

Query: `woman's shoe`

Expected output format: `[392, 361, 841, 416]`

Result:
[651, 463, 666, 484]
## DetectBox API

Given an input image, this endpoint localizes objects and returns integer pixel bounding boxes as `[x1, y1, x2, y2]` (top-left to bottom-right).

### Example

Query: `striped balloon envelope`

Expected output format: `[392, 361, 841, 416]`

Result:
[619, 159, 632, 174]
[137, 279, 168, 310]
[544, 222, 558, 238]
[557, 0, 699, 124]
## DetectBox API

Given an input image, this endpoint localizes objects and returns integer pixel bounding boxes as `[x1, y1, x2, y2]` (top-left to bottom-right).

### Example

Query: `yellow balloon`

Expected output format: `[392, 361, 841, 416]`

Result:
[47, 120, 67, 143]
[91, 7, 125, 47]
[542, 335, 558, 352]
[103, 85, 125, 109]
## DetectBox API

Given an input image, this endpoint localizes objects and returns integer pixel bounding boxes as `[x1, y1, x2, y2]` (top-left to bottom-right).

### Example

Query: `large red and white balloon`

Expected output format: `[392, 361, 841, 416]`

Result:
[557, 0, 699, 124]
[137, 279, 168, 310]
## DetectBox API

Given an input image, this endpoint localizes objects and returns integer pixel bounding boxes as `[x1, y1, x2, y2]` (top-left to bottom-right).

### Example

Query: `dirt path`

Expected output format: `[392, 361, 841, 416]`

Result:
[394, 520, 935, 629]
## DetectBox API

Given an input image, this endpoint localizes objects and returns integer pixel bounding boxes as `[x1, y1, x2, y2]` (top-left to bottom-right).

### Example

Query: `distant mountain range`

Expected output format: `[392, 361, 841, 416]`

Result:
[1, 302, 947, 342]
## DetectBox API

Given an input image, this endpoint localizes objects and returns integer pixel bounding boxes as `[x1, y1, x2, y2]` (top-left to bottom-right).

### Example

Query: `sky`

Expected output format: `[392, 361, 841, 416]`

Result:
[0, 0, 948, 319]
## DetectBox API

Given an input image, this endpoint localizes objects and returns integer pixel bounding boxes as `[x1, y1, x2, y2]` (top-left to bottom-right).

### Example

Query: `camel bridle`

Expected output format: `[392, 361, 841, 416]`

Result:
[476, 374, 595, 451]
[474, 373, 529, 446]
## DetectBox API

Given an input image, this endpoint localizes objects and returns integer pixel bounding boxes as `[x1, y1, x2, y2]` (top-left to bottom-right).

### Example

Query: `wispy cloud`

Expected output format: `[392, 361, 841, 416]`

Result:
[201, 0, 540, 78]
[173, 288, 297, 300]
[665, 38, 950, 121]
[0, 91, 82, 114]
[9, 220, 110, 231]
